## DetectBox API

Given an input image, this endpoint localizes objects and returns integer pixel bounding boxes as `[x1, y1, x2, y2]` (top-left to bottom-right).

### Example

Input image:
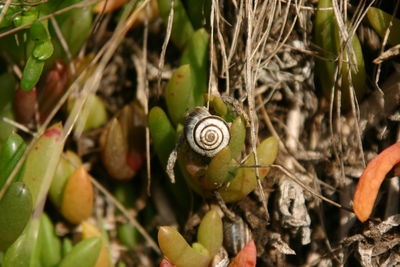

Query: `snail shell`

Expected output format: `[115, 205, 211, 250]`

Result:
[184, 107, 230, 157]
[223, 218, 252, 256]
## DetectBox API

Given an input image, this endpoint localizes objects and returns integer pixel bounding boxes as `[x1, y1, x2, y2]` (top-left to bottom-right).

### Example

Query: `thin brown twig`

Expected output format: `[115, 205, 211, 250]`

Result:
[142, 9, 152, 195]
[260, 1, 298, 68]
[50, 17, 75, 75]
[0, 0, 47, 6]
[244, 0, 269, 223]
[207, 0, 215, 110]
[226, 0, 244, 65]
[278, 0, 336, 11]
[156, 0, 174, 97]
[373, 44, 400, 64]
[213, 0, 230, 95]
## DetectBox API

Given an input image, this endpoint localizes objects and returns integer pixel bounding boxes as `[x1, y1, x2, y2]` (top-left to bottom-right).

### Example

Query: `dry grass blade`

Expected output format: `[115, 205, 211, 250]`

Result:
[50, 17, 75, 74]
[157, 0, 174, 96]
[373, 44, 400, 64]
[244, 0, 269, 222]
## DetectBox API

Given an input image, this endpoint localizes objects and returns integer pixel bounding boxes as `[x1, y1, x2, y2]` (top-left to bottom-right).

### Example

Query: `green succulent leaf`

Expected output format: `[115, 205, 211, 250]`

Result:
[38, 214, 61, 267]
[197, 209, 223, 257]
[0, 182, 32, 251]
[314, 0, 366, 108]
[165, 64, 196, 125]
[0, 106, 15, 143]
[0, 72, 16, 108]
[3, 124, 65, 266]
[13, 7, 38, 27]
[191, 242, 209, 257]
[58, 237, 102, 267]
[68, 94, 108, 136]
[148, 107, 196, 211]
[180, 28, 209, 106]
[158, 226, 210, 267]
[367, 7, 400, 46]
[32, 41, 54, 60]
[185, 0, 211, 29]
[21, 55, 45, 91]
[228, 116, 246, 160]
[57, 3, 93, 57]
[3, 219, 39, 267]
[148, 107, 177, 167]
[30, 20, 49, 42]
[117, 224, 139, 250]
[62, 238, 73, 258]
[207, 94, 227, 117]
[219, 136, 279, 202]
[0, 133, 26, 190]
[204, 147, 237, 190]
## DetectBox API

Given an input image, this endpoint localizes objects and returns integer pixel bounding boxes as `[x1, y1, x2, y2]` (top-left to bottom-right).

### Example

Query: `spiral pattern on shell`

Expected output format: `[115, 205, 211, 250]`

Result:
[185, 107, 230, 157]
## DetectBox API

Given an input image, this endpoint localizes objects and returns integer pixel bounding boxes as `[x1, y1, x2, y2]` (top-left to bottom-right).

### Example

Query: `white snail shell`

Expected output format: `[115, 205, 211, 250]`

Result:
[185, 107, 230, 157]
[223, 218, 252, 255]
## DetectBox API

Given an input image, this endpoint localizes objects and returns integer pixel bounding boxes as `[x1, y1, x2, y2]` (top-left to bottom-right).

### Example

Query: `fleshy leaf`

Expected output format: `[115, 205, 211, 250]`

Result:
[314, 0, 366, 108]
[100, 118, 135, 180]
[38, 214, 61, 267]
[197, 209, 223, 257]
[180, 29, 209, 106]
[49, 150, 82, 208]
[367, 7, 400, 46]
[58, 237, 102, 267]
[165, 64, 195, 125]
[0, 182, 32, 251]
[21, 56, 45, 91]
[158, 226, 210, 267]
[82, 221, 112, 267]
[228, 116, 246, 160]
[204, 147, 237, 190]
[0, 133, 26, 189]
[61, 166, 93, 224]
[23, 122, 65, 208]
[219, 136, 279, 202]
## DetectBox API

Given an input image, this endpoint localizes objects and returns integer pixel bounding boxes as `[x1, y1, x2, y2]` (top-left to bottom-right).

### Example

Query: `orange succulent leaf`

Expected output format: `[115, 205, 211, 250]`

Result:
[353, 142, 400, 222]
[228, 240, 256, 267]
[61, 166, 93, 224]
